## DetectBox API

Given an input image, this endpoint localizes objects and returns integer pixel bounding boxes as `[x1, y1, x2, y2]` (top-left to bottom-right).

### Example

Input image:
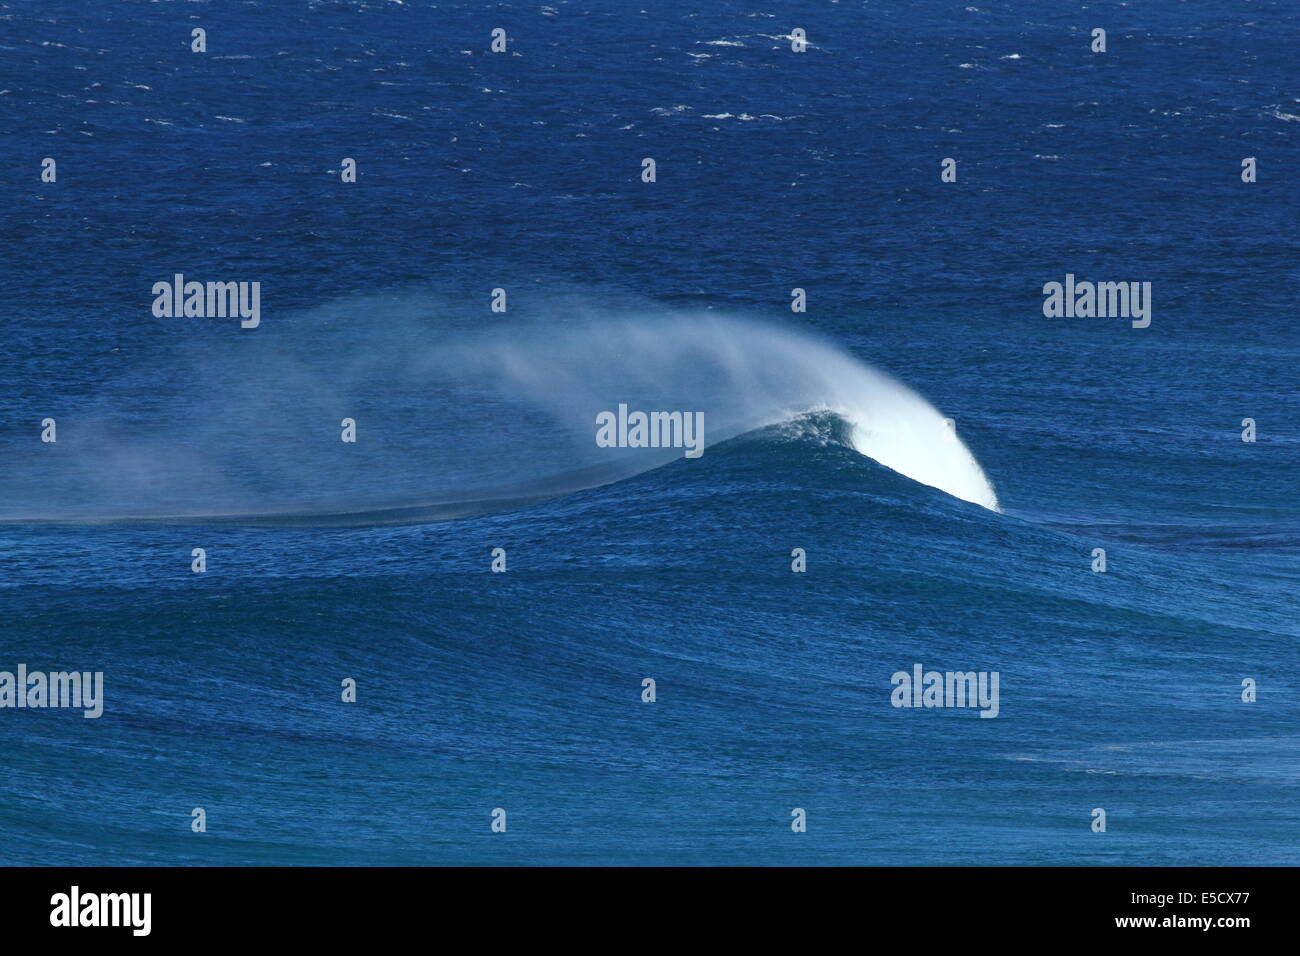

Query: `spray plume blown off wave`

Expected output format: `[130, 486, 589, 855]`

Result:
[0, 294, 998, 523]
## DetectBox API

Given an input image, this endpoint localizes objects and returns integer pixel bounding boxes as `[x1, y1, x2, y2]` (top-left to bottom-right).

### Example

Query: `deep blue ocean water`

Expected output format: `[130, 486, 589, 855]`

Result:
[1, 0, 1297, 864]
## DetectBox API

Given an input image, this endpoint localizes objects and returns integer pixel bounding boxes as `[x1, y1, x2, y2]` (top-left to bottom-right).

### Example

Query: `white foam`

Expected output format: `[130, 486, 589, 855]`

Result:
[441, 313, 1001, 512]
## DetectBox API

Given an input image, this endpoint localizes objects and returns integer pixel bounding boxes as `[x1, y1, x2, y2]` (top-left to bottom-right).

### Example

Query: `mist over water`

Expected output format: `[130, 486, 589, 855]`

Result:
[1, 291, 998, 523]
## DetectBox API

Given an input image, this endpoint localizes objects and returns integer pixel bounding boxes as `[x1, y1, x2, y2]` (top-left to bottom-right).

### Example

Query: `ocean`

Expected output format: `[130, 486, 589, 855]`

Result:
[1, 0, 1297, 865]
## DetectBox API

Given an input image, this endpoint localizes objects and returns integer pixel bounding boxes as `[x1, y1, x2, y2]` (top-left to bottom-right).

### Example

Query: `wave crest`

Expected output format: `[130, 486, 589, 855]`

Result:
[0, 294, 999, 523]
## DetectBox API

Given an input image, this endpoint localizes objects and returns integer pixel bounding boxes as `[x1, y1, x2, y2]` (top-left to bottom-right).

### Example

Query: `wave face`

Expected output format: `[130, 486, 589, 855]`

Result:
[0, 295, 998, 524]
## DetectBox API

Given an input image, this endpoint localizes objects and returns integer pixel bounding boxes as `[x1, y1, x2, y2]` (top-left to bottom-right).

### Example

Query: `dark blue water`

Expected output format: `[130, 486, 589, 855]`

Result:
[1, 0, 1297, 864]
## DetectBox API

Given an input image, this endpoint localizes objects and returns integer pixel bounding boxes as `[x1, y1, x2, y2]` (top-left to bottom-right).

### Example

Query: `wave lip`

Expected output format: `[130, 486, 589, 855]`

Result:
[668, 318, 1001, 512]
[840, 397, 1000, 513]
